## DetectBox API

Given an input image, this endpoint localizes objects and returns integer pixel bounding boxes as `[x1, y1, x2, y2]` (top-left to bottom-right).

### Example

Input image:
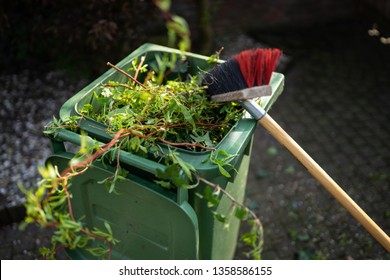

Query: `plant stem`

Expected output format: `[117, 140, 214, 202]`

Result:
[157, 137, 215, 150]
[133, 55, 146, 85]
[57, 129, 127, 259]
[107, 62, 147, 89]
[194, 173, 263, 229]
[60, 129, 125, 177]
[102, 82, 133, 89]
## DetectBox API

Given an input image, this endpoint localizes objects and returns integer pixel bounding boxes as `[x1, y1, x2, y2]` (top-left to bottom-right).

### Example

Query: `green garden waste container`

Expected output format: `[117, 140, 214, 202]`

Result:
[47, 43, 284, 259]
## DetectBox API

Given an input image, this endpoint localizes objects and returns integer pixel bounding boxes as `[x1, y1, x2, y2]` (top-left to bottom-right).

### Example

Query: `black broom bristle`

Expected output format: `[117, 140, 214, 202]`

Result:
[204, 48, 281, 97]
[203, 59, 247, 96]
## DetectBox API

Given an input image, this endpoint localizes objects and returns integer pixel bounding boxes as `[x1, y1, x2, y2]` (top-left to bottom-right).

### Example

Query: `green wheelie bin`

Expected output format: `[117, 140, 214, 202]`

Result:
[46, 43, 284, 259]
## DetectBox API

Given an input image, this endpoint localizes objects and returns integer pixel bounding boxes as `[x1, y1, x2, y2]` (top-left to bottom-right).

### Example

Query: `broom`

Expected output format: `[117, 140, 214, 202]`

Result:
[203, 48, 390, 252]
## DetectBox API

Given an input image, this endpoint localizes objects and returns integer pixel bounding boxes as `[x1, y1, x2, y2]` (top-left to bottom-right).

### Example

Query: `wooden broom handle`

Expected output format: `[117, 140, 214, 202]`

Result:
[258, 113, 390, 252]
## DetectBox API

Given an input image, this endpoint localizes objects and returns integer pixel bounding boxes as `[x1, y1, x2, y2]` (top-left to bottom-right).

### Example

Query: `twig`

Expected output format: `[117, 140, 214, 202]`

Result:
[143, 70, 154, 85]
[107, 62, 147, 89]
[157, 137, 216, 150]
[102, 82, 133, 89]
[60, 129, 125, 177]
[133, 55, 146, 85]
[194, 174, 262, 228]
[57, 129, 126, 259]
[194, 173, 264, 258]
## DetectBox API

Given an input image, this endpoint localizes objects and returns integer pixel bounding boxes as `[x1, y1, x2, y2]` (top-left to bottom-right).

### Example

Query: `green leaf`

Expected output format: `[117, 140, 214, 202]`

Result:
[104, 221, 113, 235]
[213, 212, 228, 223]
[174, 155, 195, 179]
[266, 146, 278, 156]
[130, 137, 140, 152]
[48, 195, 67, 209]
[218, 164, 231, 178]
[203, 187, 220, 208]
[241, 232, 257, 247]
[284, 165, 296, 174]
[86, 246, 109, 258]
[190, 132, 213, 148]
[155, 0, 171, 11]
[155, 163, 191, 189]
[297, 233, 310, 241]
[61, 219, 82, 230]
[235, 207, 249, 220]
[154, 180, 172, 189]
[108, 181, 116, 194]
[176, 101, 195, 131]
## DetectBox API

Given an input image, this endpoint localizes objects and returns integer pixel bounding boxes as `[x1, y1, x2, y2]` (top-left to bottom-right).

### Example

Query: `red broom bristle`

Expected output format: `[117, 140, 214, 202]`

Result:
[235, 49, 256, 88]
[234, 48, 281, 87]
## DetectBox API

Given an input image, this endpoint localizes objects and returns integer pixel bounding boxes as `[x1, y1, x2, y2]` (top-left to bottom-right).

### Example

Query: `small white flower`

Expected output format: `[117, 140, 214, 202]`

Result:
[101, 88, 113, 98]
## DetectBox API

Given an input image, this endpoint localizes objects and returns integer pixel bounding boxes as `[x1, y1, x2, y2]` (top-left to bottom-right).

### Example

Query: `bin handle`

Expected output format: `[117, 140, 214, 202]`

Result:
[50, 128, 188, 205]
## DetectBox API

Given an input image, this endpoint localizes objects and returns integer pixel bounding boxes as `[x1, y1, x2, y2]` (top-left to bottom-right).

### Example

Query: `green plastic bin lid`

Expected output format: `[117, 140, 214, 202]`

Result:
[46, 152, 199, 260]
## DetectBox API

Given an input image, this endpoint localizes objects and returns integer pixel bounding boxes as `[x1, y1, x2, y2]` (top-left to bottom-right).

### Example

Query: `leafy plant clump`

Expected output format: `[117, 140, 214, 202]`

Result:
[21, 51, 265, 260]
[83, 71, 242, 153]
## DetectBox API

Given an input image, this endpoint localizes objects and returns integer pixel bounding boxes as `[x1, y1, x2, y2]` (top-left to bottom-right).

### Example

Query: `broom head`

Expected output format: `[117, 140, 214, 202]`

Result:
[204, 48, 282, 96]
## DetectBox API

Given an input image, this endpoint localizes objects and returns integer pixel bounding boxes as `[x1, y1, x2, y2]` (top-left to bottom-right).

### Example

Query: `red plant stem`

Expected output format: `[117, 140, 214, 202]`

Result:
[120, 122, 223, 135]
[102, 82, 133, 89]
[157, 137, 216, 150]
[52, 127, 217, 258]
[57, 129, 126, 259]
[60, 129, 125, 178]
[133, 55, 146, 85]
[194, 174, 261, 227]
[107, 62, 147, 89]
[122, 127, 215, 150]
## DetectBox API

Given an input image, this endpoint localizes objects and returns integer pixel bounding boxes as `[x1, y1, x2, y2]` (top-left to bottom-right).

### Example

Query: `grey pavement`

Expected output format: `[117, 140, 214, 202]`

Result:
[1, 20, 390, 260]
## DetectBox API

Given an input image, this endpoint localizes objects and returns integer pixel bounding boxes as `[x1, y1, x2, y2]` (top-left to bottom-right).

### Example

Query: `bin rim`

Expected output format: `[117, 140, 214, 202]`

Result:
[58, 43, 284, 170]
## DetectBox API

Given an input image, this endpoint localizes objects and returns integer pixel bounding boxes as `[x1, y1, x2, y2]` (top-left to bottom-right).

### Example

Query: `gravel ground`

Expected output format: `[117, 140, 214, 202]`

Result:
[0, 71, 88, 208]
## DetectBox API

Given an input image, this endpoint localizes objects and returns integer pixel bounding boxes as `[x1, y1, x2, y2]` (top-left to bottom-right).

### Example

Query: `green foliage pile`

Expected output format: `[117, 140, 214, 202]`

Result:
[83, 75, 241, 153]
